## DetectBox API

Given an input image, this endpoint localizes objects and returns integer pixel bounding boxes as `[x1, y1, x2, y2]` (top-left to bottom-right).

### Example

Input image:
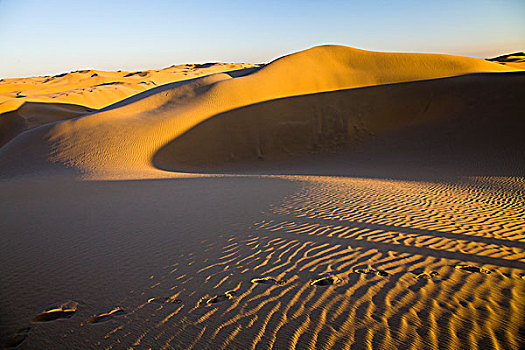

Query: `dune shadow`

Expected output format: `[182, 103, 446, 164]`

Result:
[0, 101, 95, 147]
[152, 72, 525, 180]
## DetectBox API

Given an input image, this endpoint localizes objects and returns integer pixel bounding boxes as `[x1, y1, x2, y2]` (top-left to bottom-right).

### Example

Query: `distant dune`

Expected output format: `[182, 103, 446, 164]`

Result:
[487, 52, 525, 69]
[0, 63, 260, 146]
[0, 45, 522, 179]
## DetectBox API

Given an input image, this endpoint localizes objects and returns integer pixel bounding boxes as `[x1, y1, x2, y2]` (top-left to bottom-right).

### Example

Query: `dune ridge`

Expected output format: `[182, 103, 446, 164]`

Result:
[487, 52, 525, 69]
[0, 45, 521, 179]
[0, 62, 260, 112]
[0, 63, 260, 148]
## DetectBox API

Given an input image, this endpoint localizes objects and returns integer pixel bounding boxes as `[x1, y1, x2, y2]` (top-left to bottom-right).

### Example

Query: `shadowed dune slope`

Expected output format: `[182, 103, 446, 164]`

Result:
[0, 102, 94, 147]
[0, 45, 522, 179]
[153, 72, 525, 175]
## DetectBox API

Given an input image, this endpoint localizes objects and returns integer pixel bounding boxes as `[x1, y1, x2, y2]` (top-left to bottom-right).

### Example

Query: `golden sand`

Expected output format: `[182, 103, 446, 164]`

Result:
[0, 45, 523, 349]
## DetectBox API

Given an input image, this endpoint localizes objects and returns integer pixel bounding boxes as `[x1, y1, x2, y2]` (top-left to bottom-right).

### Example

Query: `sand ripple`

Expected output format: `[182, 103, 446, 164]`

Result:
[84, 176, 524, 349]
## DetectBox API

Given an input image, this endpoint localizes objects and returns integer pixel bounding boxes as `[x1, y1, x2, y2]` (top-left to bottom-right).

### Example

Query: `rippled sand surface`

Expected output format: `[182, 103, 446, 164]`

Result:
[1, 175, 523, 349]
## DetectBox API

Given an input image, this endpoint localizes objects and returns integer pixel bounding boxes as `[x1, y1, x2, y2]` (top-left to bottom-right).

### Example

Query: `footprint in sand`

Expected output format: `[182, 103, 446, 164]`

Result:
[354, 268, 390, 277]
[415, 271, 440, 280]
[88, 307, 125, 324]
[455, 265, 492, 274]
[148, 296, 183, 305]
[206, 290, 236, 304]
[251, 277, 286, 285]
[2, 327, 30, 348]
[310, 276, 342, 286]
[31, 301, 78, 322]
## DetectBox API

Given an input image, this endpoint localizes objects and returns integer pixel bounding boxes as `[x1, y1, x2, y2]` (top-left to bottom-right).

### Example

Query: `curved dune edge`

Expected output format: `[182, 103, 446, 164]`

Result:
[153, 72, 525, 176]
[0, 45, 522, 180]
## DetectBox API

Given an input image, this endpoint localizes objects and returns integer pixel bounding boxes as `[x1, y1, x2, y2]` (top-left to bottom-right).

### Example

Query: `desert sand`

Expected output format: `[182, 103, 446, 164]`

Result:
[0, 45, 524, 349]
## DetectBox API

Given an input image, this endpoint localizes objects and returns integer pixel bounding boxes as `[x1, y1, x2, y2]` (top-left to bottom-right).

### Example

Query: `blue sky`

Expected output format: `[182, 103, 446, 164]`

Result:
[1, 0, 524, 78]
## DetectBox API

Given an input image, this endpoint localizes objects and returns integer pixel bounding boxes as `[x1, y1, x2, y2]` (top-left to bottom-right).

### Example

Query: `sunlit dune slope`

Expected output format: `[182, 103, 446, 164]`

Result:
[0, 63, 260, 111]
[0, 63, 260, 146]
[0, 45, 522, 179]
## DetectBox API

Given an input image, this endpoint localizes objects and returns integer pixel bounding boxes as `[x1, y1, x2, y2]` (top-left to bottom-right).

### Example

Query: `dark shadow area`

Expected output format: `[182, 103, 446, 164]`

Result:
[152, 72, 525, 181]
[124, 71, 149, 77]
[193, 63, 217, 69]
[0, 102, 95, 147]
[95, 81, 125, 86]
[226, 66, 263, 78]
[487, 52, 524, 63]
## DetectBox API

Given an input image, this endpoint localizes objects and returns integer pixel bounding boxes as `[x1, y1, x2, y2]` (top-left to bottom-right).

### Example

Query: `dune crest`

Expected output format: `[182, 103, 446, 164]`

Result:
[0, 45, 522, 179]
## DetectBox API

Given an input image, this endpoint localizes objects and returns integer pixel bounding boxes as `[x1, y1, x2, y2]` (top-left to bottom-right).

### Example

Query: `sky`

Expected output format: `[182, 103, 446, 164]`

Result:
[0, 0, 524, 78]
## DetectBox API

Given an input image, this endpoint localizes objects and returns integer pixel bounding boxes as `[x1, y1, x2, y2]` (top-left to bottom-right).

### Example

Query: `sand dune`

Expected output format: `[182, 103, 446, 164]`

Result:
[0, 102, 94, 147]
[154, 71, 524, 175]
[0, 45, 521, 179]
[0, 63, 259, 146]
[1, 45, 524, 349]
[0, 63, 260, 111]
[488, 52, 525, 69]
